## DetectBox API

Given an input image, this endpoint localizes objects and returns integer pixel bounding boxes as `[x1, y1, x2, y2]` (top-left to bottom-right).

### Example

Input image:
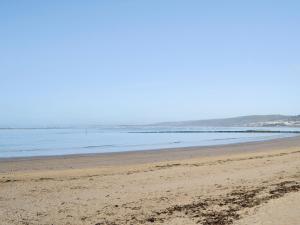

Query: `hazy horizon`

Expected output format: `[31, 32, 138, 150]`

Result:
[0, 114, 299, 128]
[1, 1, 300, 127]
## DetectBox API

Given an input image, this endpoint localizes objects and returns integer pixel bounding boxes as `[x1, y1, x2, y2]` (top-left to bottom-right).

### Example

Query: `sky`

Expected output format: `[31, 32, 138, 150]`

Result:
[1, 0, 300, 127]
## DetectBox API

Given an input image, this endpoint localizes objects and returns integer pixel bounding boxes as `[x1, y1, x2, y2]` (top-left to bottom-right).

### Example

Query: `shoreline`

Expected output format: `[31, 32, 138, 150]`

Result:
[1, 134, 299, 160]
[1, 135, 299, 173]
[1, 130, 298, 161]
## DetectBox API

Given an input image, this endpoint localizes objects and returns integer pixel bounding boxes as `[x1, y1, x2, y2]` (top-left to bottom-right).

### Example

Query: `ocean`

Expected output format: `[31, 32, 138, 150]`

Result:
[0, 126, 299, 158]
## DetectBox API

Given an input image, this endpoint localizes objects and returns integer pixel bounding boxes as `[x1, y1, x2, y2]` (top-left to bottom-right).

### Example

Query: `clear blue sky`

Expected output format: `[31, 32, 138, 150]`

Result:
[1, 0, 300, 126]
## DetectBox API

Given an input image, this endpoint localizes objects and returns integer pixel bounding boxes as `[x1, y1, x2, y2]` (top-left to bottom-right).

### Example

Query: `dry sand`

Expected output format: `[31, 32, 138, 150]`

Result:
[1, 136, 300, 225]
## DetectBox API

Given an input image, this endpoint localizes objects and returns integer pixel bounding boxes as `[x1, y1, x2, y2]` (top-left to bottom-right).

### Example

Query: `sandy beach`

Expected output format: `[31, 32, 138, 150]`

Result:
[1, 136, 300, 225]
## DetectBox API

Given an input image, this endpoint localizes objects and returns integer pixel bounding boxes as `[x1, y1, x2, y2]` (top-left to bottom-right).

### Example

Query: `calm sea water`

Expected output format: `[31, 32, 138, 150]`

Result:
[0, 126, 299, 158]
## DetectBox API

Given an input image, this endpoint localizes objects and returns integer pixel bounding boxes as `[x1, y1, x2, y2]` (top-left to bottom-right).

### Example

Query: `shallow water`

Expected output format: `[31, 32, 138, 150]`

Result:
[0, 126, 299, 158]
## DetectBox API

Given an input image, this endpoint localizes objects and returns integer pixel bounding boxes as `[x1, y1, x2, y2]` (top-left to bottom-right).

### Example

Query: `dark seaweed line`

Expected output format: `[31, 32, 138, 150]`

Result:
[144, 181, 300, 225]
[95, 180, 300, 225]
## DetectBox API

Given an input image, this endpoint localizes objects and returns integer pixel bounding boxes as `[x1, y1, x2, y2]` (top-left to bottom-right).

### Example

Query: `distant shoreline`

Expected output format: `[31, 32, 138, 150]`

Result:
[1, 127, 300, 132]
[130, 130, 300, 134]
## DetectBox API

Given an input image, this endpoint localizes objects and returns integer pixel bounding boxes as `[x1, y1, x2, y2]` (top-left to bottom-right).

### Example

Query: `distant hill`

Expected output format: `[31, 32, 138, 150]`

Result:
[153, 115, 300, 127]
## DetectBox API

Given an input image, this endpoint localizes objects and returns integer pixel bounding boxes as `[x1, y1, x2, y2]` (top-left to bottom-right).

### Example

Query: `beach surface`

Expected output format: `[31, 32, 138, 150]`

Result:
[1, 136, 300, 225]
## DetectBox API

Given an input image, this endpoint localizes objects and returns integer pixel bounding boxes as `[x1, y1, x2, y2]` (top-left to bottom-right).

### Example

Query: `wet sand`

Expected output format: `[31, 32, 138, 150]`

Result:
[1, 136, 300, 225]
